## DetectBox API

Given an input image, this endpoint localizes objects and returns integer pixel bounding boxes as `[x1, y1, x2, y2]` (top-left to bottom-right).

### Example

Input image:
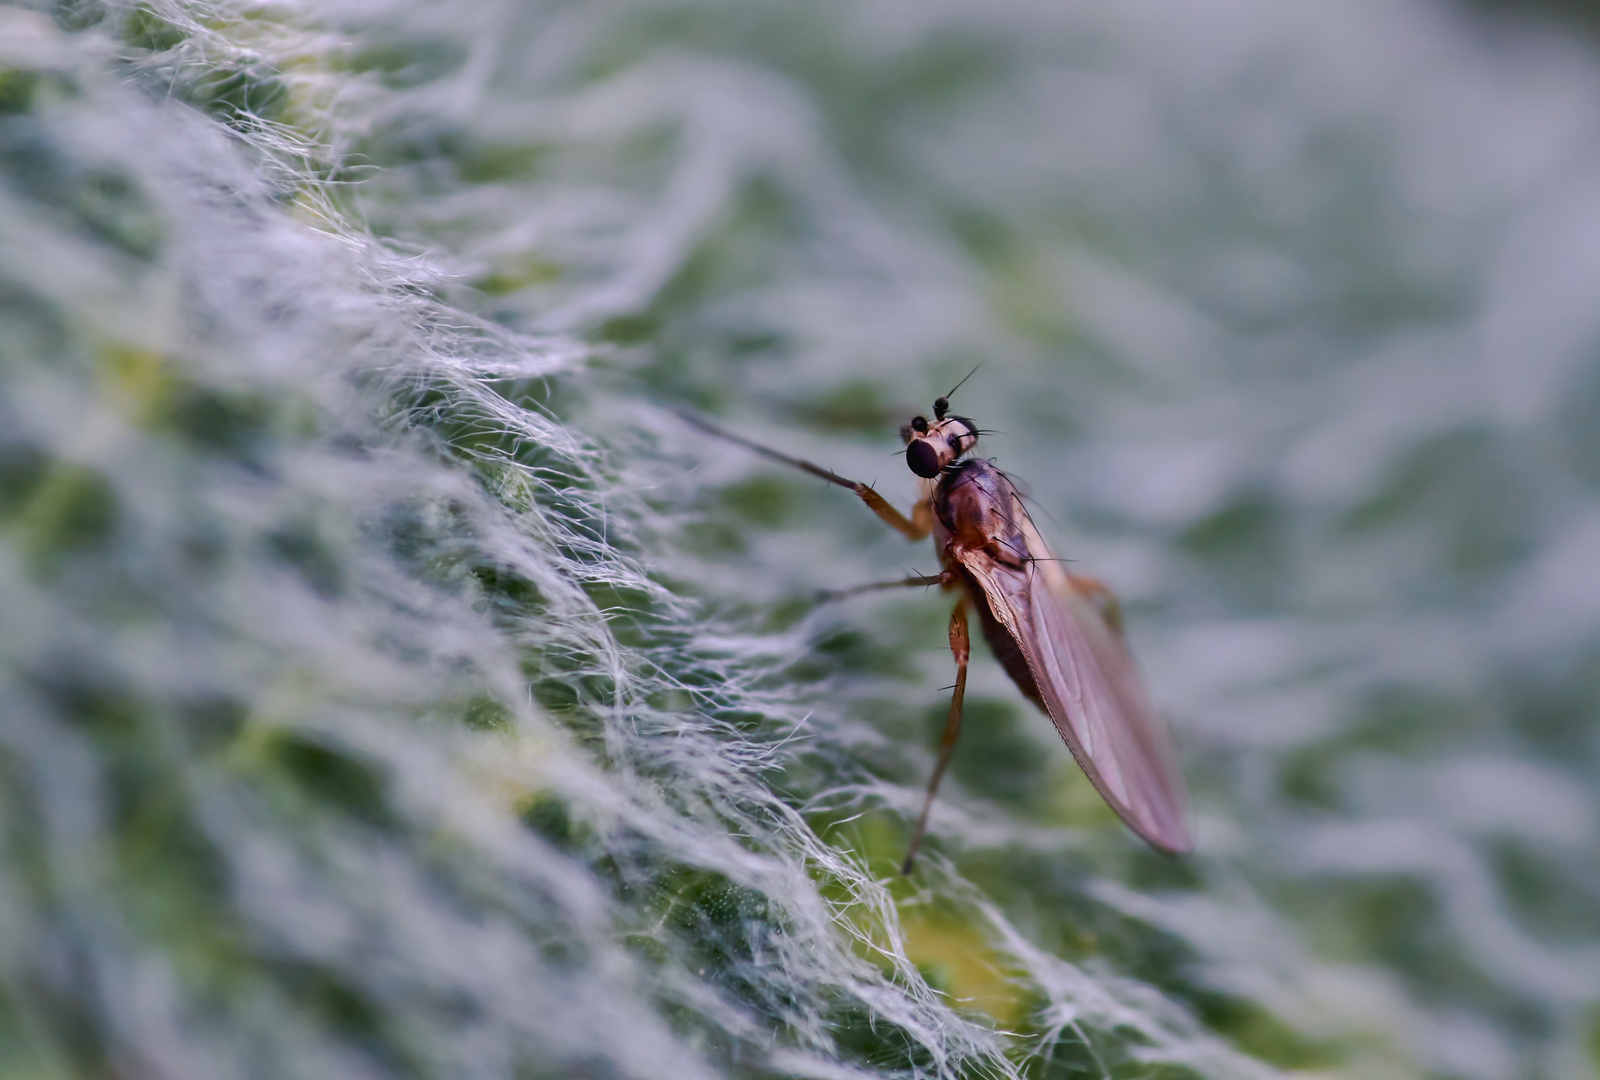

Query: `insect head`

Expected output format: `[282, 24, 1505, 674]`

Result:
[902, 405, 978, 479]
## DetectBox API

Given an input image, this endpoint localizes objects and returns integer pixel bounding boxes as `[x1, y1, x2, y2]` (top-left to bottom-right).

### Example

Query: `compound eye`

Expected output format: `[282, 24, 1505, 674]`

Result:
[945, 418, 976, 451]
[910, 416, 928, 433]
[905, 439, 942, 478]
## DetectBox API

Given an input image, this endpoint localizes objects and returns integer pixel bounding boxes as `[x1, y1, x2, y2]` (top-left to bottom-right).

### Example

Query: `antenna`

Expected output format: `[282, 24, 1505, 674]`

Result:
[933, 364, 980, 419]
[945, 364, 981, 400]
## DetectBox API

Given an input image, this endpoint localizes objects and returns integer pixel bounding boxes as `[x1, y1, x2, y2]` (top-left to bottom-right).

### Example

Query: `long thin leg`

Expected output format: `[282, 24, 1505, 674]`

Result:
[678, 409, 932, 540]
[1066, 573, 1124, 637]
[818, 570, 952, 603]
[902, 599, 970, 875]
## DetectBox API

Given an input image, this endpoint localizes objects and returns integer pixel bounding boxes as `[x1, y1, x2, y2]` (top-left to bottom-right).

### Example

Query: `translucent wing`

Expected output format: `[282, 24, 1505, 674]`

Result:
[957, 498, 1191, 853]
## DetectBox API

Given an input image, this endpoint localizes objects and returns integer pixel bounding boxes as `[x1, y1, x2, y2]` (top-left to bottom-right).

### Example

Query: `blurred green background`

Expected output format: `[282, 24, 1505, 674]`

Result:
[2, 1, 1599, 1078]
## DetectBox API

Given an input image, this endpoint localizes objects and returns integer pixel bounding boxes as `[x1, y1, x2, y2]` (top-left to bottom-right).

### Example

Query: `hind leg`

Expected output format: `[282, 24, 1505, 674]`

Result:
[901, 598, 970, 874]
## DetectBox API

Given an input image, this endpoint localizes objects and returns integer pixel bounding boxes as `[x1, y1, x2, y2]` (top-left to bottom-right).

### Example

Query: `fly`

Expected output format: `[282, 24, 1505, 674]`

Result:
[679, 384, 1191, 871]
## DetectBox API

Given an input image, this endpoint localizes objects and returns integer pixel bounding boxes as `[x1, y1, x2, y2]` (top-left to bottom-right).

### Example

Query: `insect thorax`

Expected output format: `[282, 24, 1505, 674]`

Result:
[935, 459, 1030, 568]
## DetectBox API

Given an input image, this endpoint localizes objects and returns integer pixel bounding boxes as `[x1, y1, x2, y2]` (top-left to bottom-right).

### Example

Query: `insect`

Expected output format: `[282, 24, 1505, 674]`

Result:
[680, 381, 1190, 871]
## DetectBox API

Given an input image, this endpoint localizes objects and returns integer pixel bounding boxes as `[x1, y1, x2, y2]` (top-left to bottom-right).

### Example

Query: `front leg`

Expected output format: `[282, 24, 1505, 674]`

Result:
[679, 409, 932, 540]
[853, 486, 933, 541]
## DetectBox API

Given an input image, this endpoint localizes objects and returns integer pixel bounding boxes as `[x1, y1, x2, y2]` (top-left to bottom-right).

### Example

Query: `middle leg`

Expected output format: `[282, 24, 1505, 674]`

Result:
[901, 597, 970, 875]
[817, 569, 953, 603]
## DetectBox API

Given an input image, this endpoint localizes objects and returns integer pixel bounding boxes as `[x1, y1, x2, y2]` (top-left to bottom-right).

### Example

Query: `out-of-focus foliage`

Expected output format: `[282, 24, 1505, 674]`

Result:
[1466, 0, 1600, 36]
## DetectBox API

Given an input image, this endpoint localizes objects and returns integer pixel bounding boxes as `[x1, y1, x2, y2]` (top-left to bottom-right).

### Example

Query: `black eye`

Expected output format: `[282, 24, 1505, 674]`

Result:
[910, 416, 928, 433]
[906, 440, 941, 478]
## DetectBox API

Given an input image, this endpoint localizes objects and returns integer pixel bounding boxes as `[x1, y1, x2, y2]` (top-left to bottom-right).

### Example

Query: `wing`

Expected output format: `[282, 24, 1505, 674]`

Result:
[958, 506, 1191, 854]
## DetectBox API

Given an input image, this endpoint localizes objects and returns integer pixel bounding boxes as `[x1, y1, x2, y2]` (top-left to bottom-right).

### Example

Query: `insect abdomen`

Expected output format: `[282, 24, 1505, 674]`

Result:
[964, 568, 1046, 713]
